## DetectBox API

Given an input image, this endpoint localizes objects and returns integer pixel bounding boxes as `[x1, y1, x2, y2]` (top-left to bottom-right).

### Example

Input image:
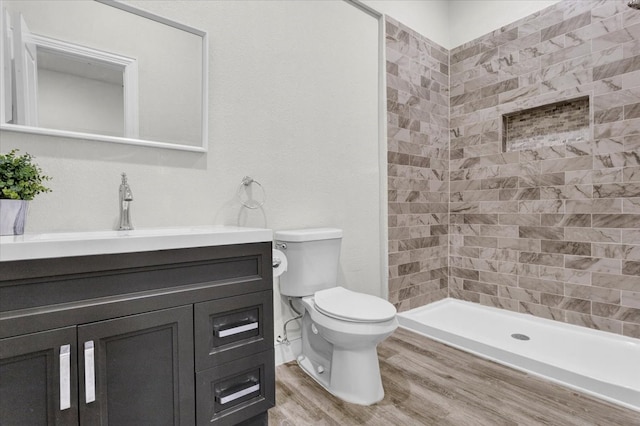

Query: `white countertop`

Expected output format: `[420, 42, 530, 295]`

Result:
[0, 226, 273, 261]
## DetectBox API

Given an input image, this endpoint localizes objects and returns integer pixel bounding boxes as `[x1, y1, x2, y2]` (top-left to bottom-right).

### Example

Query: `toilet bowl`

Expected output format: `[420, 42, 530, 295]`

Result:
[298, 287, 398, 405]
[275, 228, 398, 405]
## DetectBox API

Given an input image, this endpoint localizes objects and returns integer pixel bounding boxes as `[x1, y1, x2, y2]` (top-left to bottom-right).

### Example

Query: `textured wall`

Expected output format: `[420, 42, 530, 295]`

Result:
[386, 0, 640, 338]
[449, 0, 640, 338]
[386, 16, 450, 311]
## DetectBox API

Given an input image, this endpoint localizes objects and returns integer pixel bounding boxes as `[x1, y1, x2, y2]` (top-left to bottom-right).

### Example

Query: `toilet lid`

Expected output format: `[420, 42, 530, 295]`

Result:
[314, 287, 396, 323]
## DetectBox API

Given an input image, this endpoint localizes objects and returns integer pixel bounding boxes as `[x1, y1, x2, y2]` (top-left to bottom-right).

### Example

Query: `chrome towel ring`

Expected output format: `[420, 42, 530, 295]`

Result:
[237, 176, 266, 209]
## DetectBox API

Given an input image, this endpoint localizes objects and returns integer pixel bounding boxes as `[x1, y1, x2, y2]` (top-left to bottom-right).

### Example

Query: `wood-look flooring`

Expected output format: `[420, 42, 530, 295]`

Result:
[268, 328, 639, 425]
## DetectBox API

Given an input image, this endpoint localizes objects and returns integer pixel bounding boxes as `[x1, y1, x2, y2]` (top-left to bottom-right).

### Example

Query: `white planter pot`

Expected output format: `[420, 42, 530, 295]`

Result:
[0, 199, 29, 235]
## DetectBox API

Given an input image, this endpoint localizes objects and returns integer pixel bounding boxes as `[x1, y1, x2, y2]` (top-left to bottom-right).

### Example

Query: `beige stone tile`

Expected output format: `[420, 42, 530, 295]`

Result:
[540, 185, 593, 199]
[541, 240, 590, 255]
[592, 301, 640, 324]
[537, 265, 564, 281]
[499, 285, 540, 303]
[540, 293, 591, 314]
[566, 199, 622, 213]
[621, 229, 640, 244]
[592, 168, 624, 184]
[592, 243, 640, 260]
[479, 294, 520, 311]
[592, 213, 640, 228]
[479, 270, 518, 287]
[480, 224, 519, 238]
[592, 272, 640, 291]
[499, 238, 541, 252]
[565, 283, 621, 304]
[519, 301, 565, 321]
[499, 214, 541, 226]
[623, 260, 640, 275]
[622, 197, 640, 212]
[463, 279, 498, 296]
[565, 311, 623, 334]
[518, 199, 564, 214]
[593, 137, 625, 154]
[480, 248, 518, 263]
[624, 166, 640, 182]
[540, 213, 591, 227]
[519, 225, 564, 240]
[480, 201, 519, 213]
[621, 290, 640, 308]
[518, 276, 565, 294]
[623, 322, 640, 338]
[565, 256, 622, 274]
[540, 156, 593, 174]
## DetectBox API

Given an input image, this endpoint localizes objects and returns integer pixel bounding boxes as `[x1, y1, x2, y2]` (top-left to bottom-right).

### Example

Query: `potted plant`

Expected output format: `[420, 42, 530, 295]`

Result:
[0, 149, 51, 235]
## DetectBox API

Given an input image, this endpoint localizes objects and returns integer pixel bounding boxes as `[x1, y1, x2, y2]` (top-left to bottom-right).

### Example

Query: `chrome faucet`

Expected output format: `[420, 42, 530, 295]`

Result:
[118, 173, 134, 230]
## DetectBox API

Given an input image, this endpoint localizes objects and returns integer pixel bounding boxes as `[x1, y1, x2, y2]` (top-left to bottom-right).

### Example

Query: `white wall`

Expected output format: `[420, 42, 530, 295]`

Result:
[361, 0, 450, 47]
[448, 0, 561, 48]
[0, 0, 382, 344]
[361, 0, 560, 49]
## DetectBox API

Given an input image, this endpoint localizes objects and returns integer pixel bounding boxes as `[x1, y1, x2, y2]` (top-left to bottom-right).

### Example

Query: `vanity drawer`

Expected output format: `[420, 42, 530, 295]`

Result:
[196, 349, 275, 426]
[195, 290, 273, 369]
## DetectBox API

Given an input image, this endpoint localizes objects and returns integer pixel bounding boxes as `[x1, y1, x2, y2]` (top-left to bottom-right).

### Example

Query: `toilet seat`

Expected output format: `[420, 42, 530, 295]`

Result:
[314, 287, 396, 323]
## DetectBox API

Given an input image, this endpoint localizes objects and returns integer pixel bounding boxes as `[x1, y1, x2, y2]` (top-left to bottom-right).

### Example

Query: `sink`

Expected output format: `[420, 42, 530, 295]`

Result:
[0, 226, 273, 261]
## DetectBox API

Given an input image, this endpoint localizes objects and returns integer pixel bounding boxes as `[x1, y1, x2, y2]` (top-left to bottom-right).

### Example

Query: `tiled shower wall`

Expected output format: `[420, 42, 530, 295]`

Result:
[386, 0, 640, 338]
[386, 16, 450, 311]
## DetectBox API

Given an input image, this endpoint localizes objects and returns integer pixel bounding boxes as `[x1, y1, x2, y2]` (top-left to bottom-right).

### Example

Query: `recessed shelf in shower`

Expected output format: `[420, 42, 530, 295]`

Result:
[502, 96, 590, 152]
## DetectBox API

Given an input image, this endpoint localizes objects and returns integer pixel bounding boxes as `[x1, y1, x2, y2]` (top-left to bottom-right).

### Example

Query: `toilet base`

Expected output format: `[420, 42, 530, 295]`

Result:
[298, 312, 388, 406]
[297, 346, 385, 406]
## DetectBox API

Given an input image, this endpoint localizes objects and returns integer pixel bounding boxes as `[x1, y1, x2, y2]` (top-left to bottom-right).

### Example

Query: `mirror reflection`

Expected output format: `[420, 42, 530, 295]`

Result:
[0, 0, 207, 151]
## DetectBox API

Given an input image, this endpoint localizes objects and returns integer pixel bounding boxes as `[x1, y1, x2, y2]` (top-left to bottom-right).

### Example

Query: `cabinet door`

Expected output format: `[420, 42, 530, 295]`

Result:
[0, 326, 78, 426]
[77, 305, 195, 426]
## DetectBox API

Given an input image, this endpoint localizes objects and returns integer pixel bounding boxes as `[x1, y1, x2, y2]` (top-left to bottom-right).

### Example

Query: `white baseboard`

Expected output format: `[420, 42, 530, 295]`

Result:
[274, 337, 301, 366]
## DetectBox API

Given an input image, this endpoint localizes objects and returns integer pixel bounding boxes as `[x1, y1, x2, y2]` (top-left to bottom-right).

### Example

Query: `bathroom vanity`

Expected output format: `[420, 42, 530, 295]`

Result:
[0, 227, 274, 426]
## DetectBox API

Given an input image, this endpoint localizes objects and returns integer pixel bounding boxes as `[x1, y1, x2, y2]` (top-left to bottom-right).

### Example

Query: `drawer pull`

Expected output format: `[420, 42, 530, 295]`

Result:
[60, 344, 71, 410]
[218, 383, 260, 405]
[217, 321, 258, 338]
[84, 341, 96, 404]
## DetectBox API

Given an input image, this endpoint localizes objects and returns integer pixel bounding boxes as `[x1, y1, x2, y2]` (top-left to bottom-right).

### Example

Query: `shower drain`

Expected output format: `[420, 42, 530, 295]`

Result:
[511, 333, 530, 341]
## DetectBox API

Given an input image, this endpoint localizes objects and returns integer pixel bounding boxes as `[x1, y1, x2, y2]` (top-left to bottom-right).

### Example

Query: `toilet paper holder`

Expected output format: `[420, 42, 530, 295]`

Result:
[273, 243, 286, 268]
[272, 248, 288, 277]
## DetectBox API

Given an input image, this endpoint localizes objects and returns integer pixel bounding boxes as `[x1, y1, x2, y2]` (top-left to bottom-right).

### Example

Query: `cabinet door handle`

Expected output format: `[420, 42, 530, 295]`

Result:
[216, 321, 258, 338]
[218, 383, 260, 405]
[84, 341, 96, 404]
[59, 344, 71, 410]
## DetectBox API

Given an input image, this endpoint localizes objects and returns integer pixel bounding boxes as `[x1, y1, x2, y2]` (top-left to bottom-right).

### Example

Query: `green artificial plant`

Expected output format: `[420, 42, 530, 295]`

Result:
[0, 149, 51, 200]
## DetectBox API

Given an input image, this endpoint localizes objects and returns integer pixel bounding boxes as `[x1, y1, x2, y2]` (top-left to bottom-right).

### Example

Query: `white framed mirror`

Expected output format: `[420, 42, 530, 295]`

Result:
[0, 0, 208, 152]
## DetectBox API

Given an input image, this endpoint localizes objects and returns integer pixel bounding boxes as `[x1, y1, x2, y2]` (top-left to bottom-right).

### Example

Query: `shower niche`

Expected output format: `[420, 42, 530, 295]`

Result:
[502, 96, 591, 152]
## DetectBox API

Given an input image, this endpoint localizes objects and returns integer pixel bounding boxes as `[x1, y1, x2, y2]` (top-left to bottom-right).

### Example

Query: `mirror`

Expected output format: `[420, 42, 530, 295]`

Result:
[0, 0, 208, 152]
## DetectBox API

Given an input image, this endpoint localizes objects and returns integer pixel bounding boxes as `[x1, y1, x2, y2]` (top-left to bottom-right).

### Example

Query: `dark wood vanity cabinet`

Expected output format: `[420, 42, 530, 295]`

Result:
[0, 242, 275, 426]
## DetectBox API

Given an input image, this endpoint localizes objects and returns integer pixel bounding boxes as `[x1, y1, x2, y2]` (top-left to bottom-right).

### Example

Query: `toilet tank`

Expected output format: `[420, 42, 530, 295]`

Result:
[274, 228, 342, 297]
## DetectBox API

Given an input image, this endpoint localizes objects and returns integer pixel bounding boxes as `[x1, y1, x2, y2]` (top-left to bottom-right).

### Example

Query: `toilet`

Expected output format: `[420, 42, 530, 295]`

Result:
[275, 228, 398, 405]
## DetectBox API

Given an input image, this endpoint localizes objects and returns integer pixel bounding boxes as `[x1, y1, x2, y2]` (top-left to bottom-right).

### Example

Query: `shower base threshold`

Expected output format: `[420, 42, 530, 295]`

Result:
[397, 298, 640, 412]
